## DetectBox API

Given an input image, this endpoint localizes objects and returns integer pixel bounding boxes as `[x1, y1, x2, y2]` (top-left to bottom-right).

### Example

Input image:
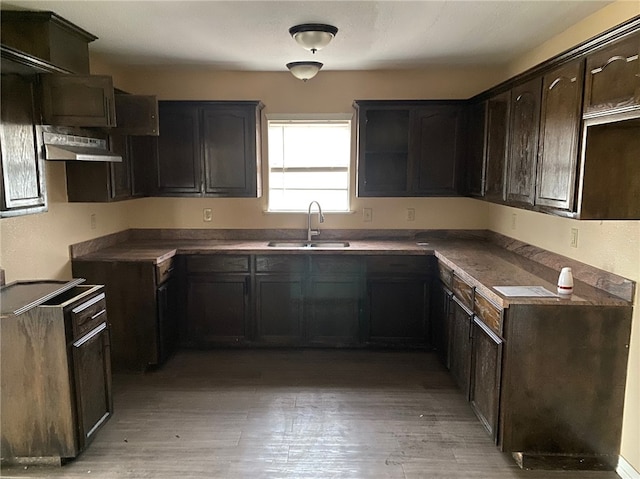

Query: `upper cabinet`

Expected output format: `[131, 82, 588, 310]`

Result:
[584, 32, 640, 118]
[155, 101, 263, 198]
[535, 59, 585, 211]
[0, 74, 47, 217]
[40, 74, 116, 128]
[114, 94, 159, 136]
[355, 100, 465, 197]
[483, 92, 510, 202]
[505, 77, 542, 206]
[465, 101, 487, 197]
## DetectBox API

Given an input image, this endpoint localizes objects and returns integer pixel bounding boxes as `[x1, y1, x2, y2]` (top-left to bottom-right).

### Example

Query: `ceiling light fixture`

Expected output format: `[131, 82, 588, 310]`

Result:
[289, 23, 338, 54]
[286, 61, 323, 82]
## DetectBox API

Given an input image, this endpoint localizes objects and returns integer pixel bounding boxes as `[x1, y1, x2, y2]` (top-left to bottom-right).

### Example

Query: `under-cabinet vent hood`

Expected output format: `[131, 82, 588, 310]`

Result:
[41, 130, 122, 162]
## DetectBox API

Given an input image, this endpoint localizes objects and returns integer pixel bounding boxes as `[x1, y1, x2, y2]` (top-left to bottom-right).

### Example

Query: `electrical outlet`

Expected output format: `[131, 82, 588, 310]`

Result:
[406, 208, 415, 222]
[363, 208, 373, 222]
[570, 228, 579, 248]
[203, 208, 213, 222]
[511, 213, 517, 231]
[90, 213, 97, 230]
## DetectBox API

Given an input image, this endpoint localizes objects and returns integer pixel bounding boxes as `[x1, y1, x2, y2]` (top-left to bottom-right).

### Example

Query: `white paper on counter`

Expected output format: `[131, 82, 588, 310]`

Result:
[493, 286, 557, 297]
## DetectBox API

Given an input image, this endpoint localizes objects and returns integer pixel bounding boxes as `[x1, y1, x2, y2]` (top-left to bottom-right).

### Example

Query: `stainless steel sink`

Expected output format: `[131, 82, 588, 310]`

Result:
[267, 241, 350, 248]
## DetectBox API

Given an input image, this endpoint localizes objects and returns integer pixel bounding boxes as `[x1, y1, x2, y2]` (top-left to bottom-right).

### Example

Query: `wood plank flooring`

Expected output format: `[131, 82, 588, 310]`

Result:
[1, 349, 621, 478]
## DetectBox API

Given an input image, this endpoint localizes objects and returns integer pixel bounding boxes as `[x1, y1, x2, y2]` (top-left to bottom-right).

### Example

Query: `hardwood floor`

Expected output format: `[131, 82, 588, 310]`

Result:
[2, 349, 620, 478]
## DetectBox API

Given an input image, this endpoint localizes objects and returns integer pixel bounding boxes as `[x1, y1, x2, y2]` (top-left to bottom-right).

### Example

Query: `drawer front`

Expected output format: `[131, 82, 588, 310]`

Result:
[438, 260, 453, 288]
[256, 255, 306, 273]
[71, 292, 108, 338]
[187, 255, 249, 273]
[473, 292, 503, 336]
[155, 258, 175, 285]
[452, 274, 474, 310]
[311, 256, 362, 275]
[365, 255, 430, 274]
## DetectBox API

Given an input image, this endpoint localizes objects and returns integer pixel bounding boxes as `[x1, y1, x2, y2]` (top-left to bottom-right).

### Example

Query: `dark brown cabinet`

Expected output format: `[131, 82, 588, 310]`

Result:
[114, 94, 159, 136]
[466, 101, 487, 196]
[1, 284, 112, 463]
[484, 91, 510, 202]
[0, 73, 47, 217]
[535, 59, 584, 211]
[40, 73, 116, 127]
[71, 258, 178, 371]
[355, 100, 465, 197]
[449, 296, 473, 398]
[155, 101, 262, 197]
[584, 32, 640, 118]
[185, 255, 250, 346]
[365, 255, 431, 346]
[506, 78, 542, 205]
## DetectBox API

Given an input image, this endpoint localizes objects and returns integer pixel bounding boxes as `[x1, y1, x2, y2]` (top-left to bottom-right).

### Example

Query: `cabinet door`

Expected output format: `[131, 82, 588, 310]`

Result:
[114, 94, 159, 136]
[536, 60, 584, 210]
[157, 103, 201, 195]
[186, 275, 249, 345]
[470, 317, 503, 444]
[0, 74, 46, 216]
[584, 33, 640, 116]
[255, 275, 303, 345]
[357, 108, 410, 196]
[305, 275, 361, 346]
[108, 134, 132, 201]
[430, 280, 452, 366]
[202, 105, 258, 197]
[506, 78, 542, 205]
[367, 277, 429, 346]
[72, 321, 113, 451]
[412, 106, 464, 195]
[40, 74, 116, 127]
[466, 101, 487, 197]
[449, 297, 473, 399]
[156, 277, 178, 365]
[128, 135, 156, 197]
[484, 92, 510, 202]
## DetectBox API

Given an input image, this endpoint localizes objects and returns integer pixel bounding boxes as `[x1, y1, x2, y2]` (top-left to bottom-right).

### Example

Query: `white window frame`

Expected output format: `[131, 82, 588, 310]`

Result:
[266, 113, 352, 213]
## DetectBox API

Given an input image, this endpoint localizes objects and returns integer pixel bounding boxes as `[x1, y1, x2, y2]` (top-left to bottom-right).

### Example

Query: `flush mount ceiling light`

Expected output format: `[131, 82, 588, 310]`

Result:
[289, 23, 338, 54]
[286, 61, 323, 82]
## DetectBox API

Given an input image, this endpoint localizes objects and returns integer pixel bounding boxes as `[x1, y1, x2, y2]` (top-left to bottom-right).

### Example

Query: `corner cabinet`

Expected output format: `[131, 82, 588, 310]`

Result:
[355, 100, 465, 197]
[155, 101, 263, 198]
[0, 73, 47, 217]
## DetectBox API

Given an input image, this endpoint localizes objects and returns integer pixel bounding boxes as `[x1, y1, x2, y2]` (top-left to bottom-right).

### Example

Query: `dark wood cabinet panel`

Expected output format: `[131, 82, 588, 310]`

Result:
[536, 59, 584, 210]
[430, 280, 452, 367]
[186, 275, 249, 346]
[584, 32, 640, 117]
[255, 275, 303, 345]
[40, 73, 116, 127]
[114, 94, 159, 136]
[449, 297, 473, 399]
[469, 317, 503, 444]
[412, 106, 464, 195]
[484, 92, 510, 202]
[156, 101, 262, 197]
[506, 78, 542, 205]
[0, 73, 47, 217]
[466, 101, 487, 196]
[157, 103, 201, 195]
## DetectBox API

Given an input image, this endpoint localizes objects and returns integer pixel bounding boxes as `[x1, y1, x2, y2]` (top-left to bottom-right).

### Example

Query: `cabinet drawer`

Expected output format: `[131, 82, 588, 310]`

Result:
[452, 274, 474, 310]
[438, 260, 453, 288]
[71, 292, 107, 338]
[311, 256, 362, 274]
[256, 255, 306, 273]
[155, 258, 175, 285]
[365, 255, 430, 274]
[473, 291, 502, 336]
[186, 255, 249, 273]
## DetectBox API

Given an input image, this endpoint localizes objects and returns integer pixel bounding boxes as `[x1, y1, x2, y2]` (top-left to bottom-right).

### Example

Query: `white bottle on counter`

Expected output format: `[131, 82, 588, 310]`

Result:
[557, 267, 574, 297]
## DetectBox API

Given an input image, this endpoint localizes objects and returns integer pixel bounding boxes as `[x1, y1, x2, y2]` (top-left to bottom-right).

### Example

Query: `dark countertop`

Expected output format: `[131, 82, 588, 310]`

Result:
[71, 235, 633, 309]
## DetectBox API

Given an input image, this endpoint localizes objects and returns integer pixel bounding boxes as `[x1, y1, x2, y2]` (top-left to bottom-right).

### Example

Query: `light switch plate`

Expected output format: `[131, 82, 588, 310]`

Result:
[203, 208, 213, 222]
[363, 208, 373, 222]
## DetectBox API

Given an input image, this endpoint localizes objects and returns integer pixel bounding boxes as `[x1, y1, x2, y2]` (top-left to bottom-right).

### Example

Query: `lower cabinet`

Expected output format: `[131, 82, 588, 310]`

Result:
[71, 257, 178, 371]
[449, 296, 473, 398]
[429, 279, 452, 366]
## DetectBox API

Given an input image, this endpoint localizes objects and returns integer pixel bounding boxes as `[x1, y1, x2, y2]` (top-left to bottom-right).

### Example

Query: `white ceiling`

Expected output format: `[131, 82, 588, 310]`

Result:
[2, 1, 615, 72]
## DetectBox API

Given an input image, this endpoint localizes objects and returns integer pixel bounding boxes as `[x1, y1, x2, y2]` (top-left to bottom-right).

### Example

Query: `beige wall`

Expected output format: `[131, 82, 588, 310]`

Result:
[0, 1, 638, 473]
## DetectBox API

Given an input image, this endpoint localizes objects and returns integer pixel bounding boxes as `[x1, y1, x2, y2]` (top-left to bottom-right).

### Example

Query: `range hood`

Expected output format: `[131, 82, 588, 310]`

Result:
[41, 130, 122, 162]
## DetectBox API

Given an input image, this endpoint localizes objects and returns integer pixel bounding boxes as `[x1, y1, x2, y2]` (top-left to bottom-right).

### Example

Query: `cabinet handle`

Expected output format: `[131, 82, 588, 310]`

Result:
[73, 322, 108, 348]
[72, 293, 106, 314]
[90, 309, 107, 320]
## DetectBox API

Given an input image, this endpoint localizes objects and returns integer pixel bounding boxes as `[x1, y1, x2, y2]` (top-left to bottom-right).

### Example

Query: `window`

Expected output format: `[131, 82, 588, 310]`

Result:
[267, 116, 351, 212]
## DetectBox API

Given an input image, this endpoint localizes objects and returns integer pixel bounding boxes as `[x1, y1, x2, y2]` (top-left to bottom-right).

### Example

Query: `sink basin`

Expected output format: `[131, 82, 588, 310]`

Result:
[267, 241, 350, 248]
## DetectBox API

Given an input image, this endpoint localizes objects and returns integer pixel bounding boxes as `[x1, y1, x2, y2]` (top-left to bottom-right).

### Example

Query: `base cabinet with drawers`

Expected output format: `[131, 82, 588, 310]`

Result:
[432, 258, 632, 469]
[1, 284, 112, 464]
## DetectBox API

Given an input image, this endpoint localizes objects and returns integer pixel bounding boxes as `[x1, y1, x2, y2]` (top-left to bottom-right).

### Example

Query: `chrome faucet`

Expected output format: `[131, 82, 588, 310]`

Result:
[307, 201, 325, 241]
